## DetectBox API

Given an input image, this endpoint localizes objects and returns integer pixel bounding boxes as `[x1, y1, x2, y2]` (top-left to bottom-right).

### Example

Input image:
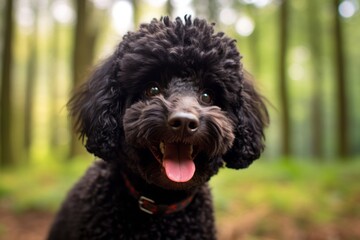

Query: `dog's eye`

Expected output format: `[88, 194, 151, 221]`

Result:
[146, 85, 161, 97]
[199, 91, 213, 105]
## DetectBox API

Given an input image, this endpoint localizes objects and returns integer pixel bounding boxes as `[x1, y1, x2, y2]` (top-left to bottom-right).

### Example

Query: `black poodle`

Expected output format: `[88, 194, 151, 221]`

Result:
[48, 16, 268, 240]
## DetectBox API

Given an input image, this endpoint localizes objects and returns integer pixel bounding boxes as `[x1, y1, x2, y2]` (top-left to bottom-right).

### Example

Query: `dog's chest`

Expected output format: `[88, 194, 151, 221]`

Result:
[107, 185, 217, 239]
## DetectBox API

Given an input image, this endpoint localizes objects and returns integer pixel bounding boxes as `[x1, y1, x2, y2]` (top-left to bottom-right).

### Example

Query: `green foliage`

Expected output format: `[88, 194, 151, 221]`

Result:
[0, 157, 90, 212]
[1, 157, 359, 225]
[211, 159, 360, 225]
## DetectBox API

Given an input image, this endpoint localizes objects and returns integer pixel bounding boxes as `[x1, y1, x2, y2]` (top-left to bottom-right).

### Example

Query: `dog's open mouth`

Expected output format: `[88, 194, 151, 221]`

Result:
[150, 142, 198, 183]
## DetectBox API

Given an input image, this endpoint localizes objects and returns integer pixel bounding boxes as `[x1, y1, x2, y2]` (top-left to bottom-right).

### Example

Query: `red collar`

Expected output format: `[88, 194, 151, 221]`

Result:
[122, 174, 195, 215]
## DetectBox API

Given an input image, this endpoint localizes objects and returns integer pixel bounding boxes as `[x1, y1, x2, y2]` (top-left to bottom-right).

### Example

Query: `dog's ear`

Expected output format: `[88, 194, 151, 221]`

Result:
[68, 55, 123, 161]
[223, 72, 269, 169]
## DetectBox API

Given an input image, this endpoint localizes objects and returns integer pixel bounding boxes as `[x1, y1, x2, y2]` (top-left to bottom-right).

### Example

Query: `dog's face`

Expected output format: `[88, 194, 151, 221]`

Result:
[122, 75, 235, 189]
[69, 17, 268, 190]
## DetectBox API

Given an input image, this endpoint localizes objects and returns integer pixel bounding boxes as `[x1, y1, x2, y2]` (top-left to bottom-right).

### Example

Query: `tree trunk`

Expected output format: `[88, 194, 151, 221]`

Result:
[24, 3, 39, 161]
[69, 0, 87, 158]
[193, 0, 218, 22]
[308, 0, 324, 159]
[132, 0, 141, 27]
[49, 12, 60, 149]
[279, 0, 291, 157]
[247, 5, 260, 75]
[208, 0, 218, 22]
[333, 0, 348, 158]
[166, 0, 173, 18]
[0, 0, 15, 167]
[69, 0, 99, 158]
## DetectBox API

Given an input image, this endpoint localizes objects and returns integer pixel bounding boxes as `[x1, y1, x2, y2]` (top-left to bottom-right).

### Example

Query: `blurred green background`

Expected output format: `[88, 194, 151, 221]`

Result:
[0, 0, 360, 239]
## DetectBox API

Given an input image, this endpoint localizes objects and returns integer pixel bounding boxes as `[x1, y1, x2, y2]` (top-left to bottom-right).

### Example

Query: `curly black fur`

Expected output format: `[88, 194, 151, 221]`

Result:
[48, 16, 268, 240]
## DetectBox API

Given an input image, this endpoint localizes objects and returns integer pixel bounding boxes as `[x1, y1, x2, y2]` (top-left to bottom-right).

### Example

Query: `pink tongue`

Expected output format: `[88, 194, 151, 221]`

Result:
[162, 143, 195, 183]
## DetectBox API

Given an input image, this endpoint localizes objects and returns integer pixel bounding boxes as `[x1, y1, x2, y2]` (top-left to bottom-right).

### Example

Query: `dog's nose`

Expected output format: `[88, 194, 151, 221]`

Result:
[168, 112, 199, 135]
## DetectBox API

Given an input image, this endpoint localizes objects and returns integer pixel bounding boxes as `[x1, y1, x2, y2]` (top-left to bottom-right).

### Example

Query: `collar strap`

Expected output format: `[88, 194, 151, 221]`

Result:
[122, 174, 195, 215]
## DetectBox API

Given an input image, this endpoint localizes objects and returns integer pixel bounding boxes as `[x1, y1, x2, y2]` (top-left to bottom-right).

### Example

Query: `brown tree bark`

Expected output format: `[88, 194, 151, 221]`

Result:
[279, 0, 291, 157]
[0, 0, 15, 167]
[49, 8, 60, 149]
[69, 0, 98, 158]
[24, 3, 39, 160]
[333, 0, 349, 158]
[308, 0, 324, 159]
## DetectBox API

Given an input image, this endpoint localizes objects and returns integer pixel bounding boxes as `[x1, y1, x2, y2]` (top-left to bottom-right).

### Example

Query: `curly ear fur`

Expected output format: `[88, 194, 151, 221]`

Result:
[68, 55, 123, 161]
[223, 72, 269, 169]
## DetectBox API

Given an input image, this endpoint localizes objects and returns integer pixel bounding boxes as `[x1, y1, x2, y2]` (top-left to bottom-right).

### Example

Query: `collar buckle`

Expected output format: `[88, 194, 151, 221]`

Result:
[139, 196, 157, 214]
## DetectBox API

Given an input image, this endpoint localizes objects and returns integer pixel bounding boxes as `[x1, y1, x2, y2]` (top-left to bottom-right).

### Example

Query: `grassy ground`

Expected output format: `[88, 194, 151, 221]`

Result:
[1, 158, 360, 239]
[211, 159, 360, 239]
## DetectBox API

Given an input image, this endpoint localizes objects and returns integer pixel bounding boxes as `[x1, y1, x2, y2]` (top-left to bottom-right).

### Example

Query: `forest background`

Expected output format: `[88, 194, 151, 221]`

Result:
[0, 0, 360, 239]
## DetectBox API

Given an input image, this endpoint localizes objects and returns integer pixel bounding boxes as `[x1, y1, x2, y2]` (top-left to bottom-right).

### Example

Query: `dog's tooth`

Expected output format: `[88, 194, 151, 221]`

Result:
[160, 142, 165, 154]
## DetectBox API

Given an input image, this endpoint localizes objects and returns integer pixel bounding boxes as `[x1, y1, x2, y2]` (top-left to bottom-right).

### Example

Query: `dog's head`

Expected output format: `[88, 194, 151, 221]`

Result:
[69, 16, 268, 190]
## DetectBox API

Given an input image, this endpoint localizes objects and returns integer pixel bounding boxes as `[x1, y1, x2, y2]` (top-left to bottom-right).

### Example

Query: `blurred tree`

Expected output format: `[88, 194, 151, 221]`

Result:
[208, 0, 218, 22]
[49, 0, 61, 149]
[70, 0, 100, 157]
[279, 0, 291, 157]
[307, 0, 324, 158]
[24, 2, 39, 160]
[0, 0, 15, 167]
[166, 0, 174, 18]
[247, 5, 261, 75]
[193, 0, 218, 22]
[333, 0, 349, 158]
[132, 0, 141, 27]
